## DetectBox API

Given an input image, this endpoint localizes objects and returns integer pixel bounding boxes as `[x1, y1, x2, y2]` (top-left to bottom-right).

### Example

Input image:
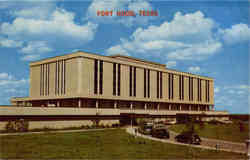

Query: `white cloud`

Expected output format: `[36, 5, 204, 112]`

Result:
[19, 41, 53, 61]
[86, 0, 155, 27]
[188, 66, 201, 73]
[1, 8, 98, 61]
[106, 45, 129, 56]
[214, 87, 220, 93]
[0, 72, 13, 80]
[0, 38, 23, 48]
[21, 41, 52, 54]
[0, 72, 28, 86]
[166, 61, 176, 68]
[219, 23, 250, 45]
[11, 6, 54, 19]
[1, 9, 98, 43]
[106, 11, 222, 61]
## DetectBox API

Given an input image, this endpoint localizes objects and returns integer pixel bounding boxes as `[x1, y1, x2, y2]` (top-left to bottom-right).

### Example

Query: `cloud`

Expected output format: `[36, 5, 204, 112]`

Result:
[214, 87, 220, 93]
[19, 41, 53, 61]
[0, 38, 23, 48]
[166, 61, 176, 68]
[1, 9, 98, 43]
[187, 66, 201, 73]
[0, 72, 13, 80]
[0, 72, 29, 105]
[21, 41, 52, 54]
[224, 84, 250, 93]
[86, 0, 155, 27]
[1, 7, 98, 60]
[106, 11, 222, 61]
[219, 23, 250, 45]
[106, 44, 129, 56]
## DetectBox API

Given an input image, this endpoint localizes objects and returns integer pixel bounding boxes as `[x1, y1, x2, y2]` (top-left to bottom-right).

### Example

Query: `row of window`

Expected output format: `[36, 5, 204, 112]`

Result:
[40, 63, 50, 96]
[129, 66, 137, 97]
[179, 75, 184, 100]
[39, 59, 210, 103]
[144, 69, 150, 98]
[94, 59, 103, 95]
[197, 78, 202, 101]
[113, 63, 121, 96]
[55, 60, 66, 95]
[205, 80, 210, 102]
[40, 60, 66, 96]
[157, 71, 163, 99]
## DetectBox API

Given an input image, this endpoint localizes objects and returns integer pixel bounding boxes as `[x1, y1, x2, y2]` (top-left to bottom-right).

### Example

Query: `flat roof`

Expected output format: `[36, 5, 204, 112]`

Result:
[29, 50, 213, 80]
[109, 54, 166, 68]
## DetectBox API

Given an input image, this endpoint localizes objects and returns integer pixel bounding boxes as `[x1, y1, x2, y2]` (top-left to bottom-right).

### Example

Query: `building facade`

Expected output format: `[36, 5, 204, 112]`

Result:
[11, 51, 214, 112]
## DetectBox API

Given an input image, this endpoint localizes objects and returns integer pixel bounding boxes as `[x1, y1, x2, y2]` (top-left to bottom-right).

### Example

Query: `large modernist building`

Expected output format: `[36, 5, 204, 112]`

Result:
[11, 51, 214, 112]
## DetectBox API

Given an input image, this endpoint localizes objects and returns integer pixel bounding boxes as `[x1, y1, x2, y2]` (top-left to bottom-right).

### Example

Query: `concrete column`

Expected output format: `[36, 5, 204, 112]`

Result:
[144, 103, 147, 110]
[130, 102, 133, 110]
[169, 104, 172, 110]
[189, 105, 191, 111]
[179, 105, 182, 111]
[157, 103, 160, 110]
[96, 100, 99, 108]
[78, 99, 81, 108]
[57, 101, 60, 107]
[198, 105, 200, 111]
[114, 101, 117, 109]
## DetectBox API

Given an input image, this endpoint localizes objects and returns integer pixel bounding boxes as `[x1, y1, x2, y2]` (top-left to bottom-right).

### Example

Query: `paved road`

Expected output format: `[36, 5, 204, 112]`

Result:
[168, 130, 246, 154]
[126, 127, 247, 154]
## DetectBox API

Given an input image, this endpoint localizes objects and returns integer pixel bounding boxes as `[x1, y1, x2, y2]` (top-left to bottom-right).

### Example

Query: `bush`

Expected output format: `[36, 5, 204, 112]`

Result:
[5, 121, 15, 132]
[5, 119, 29, 133]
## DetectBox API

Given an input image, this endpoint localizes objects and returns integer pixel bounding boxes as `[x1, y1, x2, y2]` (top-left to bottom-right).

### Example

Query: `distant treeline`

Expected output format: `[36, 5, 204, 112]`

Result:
[229, 114, 250, 121]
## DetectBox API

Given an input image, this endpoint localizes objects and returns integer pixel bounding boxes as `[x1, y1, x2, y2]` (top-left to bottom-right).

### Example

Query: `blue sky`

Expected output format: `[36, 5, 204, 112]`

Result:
[0, 0, 249, 114]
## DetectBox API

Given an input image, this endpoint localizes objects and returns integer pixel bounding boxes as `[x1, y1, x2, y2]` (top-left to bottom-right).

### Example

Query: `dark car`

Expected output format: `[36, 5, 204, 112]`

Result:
[175, 131, 201, 145]
[151, 126, 170, 139]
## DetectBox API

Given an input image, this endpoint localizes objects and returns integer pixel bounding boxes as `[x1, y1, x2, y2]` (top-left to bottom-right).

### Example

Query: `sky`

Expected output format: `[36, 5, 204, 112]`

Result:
[0, 0, 249, 114]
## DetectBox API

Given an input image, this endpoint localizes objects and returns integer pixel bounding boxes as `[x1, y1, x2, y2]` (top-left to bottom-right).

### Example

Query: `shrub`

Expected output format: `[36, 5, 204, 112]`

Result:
[5, 121, 15, 133]
[5, 119, 29, 133]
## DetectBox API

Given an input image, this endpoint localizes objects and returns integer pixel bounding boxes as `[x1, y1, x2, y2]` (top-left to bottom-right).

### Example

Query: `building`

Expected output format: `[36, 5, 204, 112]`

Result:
[11, 51, 214, 111]
[4, 51, 228, 129]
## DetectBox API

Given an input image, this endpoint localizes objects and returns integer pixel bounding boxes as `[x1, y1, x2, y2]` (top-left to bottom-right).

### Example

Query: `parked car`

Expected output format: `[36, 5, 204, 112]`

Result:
[151, 125, 170, 139]
[139, 122, 153, 135]
[175, 131, 201, 145]
[164, 119, 176, 125]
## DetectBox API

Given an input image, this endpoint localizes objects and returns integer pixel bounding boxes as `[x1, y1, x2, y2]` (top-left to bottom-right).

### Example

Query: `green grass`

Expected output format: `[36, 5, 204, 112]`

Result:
[0, 129, 247, 159]
[169, 122, 249, 143]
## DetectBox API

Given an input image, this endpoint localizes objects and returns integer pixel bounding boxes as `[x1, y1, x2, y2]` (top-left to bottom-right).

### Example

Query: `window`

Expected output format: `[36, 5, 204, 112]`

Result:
[206, 80, 210, 102]
[129, 66, 132, 97]
[157, 71, 159, 98]
[99, 60, 103, 94]
[133, 67, 136, 97]
[113, 63, 116, 96]
[94, 59, 98, 94]
[168, 73, 173, 99]
[160, 72, 162, 98]
[148, 69, 150, 98]
[144, 69, 146, 98]
[197, 78, 202, 101]
[179, 75, 184, 100]
[118, 64, 121, 96]
[63, 60, 66, 94]
[189, 77, 194, 101]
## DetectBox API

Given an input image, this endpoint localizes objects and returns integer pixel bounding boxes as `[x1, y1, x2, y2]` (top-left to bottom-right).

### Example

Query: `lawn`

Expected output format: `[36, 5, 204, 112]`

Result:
[168, 122, 249, 143]
[0, 129, 247, 159]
